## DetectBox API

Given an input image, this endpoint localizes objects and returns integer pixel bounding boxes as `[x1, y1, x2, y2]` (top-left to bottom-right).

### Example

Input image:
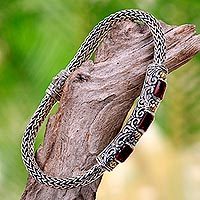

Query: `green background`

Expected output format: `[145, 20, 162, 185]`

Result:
[0, 0, 200, 199]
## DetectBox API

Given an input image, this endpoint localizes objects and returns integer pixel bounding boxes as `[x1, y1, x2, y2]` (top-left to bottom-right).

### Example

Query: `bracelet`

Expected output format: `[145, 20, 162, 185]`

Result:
[21, 9, 167, 189]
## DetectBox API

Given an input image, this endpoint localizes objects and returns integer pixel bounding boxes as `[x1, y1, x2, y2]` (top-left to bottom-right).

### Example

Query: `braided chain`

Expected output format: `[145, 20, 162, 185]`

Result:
[21, 9, 167, 189]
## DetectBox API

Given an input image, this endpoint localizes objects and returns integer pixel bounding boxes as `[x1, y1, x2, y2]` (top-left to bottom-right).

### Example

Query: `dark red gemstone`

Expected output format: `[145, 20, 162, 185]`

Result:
[138, 111, 154, 132]
[115, 144, 133, 163]
[153, 80, 167, 100]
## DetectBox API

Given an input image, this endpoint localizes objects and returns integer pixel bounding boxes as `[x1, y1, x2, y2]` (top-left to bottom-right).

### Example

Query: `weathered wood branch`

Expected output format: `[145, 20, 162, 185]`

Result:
[21, 21, 200, 200]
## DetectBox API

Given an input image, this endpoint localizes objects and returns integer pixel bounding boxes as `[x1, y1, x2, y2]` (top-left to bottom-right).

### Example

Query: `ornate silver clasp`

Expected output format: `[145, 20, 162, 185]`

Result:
[46, 70, 69, 101]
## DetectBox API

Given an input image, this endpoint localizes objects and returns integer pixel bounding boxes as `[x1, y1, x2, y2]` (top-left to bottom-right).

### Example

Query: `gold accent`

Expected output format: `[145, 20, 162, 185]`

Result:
[109, 160, 118, 168]
[135, 132, 142, 140]
[160, 71, 167, 79]
[150, 104, 157, 112]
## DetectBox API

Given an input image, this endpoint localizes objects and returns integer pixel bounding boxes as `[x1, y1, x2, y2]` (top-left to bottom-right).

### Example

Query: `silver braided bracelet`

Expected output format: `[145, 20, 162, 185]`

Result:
[21, 9, 167, 189]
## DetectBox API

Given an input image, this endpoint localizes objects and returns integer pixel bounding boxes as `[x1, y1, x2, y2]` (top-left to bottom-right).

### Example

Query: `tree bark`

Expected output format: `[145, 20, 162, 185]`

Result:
[21, 20, 200, 200]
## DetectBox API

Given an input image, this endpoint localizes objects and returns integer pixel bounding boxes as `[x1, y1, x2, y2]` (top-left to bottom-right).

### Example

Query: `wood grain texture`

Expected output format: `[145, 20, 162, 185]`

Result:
[21, 21, 200, 200]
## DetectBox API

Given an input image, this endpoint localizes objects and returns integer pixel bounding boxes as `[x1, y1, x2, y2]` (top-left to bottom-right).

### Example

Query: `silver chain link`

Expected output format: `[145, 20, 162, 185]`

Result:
[21, 9, 166, 189]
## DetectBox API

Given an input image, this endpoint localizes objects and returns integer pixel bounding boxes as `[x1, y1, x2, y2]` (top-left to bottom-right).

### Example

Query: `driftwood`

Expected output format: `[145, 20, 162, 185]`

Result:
[21, 20, 200, 200]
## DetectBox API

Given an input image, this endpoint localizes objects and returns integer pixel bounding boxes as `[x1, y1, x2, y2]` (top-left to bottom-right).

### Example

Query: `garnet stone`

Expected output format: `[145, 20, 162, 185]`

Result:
[115, 144, 133, 163]
[138, 111, 154, 132]
[153, 80, 167, 100]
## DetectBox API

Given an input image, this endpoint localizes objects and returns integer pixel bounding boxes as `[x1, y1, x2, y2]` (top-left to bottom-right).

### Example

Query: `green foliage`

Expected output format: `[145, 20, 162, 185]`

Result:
[0, 0, 199, 199]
